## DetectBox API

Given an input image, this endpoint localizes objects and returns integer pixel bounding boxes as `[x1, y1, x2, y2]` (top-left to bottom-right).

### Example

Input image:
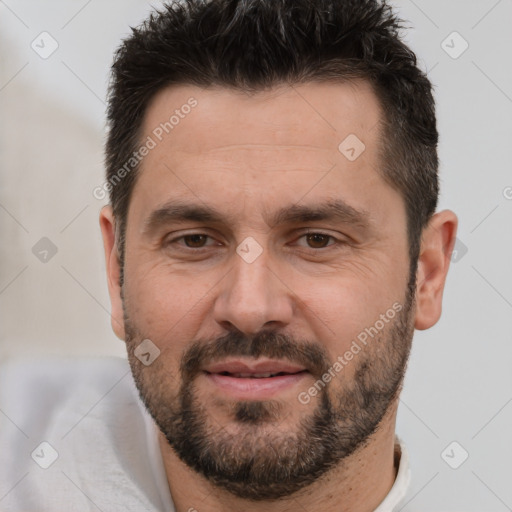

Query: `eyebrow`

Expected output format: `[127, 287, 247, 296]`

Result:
[142, 198, 371, 236]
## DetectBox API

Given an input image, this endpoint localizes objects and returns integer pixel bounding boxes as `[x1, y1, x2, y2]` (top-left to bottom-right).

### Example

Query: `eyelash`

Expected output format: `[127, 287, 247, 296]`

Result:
[164, 231, 342, 252]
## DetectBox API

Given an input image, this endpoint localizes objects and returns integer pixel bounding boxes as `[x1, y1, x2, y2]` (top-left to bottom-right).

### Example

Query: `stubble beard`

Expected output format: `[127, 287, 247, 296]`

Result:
[123, 286, 415, 501]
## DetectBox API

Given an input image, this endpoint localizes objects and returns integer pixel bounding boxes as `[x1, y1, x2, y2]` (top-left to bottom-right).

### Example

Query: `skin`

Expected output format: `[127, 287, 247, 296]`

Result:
[100, 81, 457, 512]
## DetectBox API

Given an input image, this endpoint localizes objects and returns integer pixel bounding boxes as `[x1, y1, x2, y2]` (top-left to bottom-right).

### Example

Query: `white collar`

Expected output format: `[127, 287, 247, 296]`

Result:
[373, 436, 411, 512]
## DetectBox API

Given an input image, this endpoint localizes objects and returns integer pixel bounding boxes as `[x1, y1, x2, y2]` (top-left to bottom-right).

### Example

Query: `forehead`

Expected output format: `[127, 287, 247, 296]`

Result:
[142, 80, 382, 156]
[127, 80, 400, 232]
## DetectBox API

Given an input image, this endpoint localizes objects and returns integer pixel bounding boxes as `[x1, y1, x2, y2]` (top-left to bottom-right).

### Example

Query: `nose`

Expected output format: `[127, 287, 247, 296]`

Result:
[213, 247, 294, 335]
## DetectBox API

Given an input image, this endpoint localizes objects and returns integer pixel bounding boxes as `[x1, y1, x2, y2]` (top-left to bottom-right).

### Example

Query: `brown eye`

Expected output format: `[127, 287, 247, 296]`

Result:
[183, 234, 209, 248]
[305, 233, 332, 249]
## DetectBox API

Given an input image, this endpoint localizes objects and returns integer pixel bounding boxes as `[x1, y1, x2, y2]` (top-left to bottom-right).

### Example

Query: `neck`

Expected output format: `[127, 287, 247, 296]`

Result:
[158, 403, 399, 512]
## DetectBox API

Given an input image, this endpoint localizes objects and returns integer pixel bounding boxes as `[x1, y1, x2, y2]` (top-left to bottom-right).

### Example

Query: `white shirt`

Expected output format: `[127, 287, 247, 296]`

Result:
[0, 357, 410, 511]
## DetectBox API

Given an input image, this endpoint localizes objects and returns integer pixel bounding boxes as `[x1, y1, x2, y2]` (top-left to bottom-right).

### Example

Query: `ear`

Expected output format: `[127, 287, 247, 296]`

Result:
[99, 205, 126, 340]
[414, 210, 458, 330]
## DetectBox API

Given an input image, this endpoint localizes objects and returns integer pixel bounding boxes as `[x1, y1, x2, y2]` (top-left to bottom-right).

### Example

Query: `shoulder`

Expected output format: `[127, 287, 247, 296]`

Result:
[0, 356, 134, 438]
[0, 357, 164, 511]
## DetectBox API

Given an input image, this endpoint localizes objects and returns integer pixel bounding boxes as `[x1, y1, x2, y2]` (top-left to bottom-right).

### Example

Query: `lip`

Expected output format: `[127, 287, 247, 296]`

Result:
[202, 358, 309, 400]
[203, 358, 307, 375]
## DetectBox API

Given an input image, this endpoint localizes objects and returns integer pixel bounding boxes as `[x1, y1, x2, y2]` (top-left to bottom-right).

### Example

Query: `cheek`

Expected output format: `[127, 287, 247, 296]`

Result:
[296, 265, 407, 356]
[123, 260, 216, 342]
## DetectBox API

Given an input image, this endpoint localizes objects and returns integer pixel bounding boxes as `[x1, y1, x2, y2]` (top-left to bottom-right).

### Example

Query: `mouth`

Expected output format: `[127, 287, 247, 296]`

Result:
[211, 370, 307, 378]
[202, 359, 310, 399]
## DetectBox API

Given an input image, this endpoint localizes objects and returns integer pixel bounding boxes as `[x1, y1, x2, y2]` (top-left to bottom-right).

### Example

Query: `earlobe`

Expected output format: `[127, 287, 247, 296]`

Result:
[414, 210, 458, 330]
[99, 205, 126, 340]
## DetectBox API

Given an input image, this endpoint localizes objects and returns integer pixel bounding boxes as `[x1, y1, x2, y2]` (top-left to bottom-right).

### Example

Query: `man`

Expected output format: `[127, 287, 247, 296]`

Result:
[0, 0, 457, 510]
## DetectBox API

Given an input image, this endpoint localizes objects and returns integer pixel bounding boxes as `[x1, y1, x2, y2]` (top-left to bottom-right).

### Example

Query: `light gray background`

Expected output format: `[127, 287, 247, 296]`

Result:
[1, 1, 511, 510]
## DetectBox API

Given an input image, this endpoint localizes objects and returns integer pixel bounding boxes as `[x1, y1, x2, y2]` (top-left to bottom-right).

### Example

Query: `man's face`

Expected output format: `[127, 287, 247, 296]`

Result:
[116, 81, 415, 499]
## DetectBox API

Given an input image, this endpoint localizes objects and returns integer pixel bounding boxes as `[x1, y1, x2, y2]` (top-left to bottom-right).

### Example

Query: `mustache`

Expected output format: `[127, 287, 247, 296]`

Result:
[180, 330, 331, 380]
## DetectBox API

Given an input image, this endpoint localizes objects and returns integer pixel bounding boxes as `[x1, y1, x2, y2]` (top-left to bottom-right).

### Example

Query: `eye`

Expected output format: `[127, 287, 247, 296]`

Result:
[294, 232, 339, 250]
[165, 233, 220, 250]
[165, 231, 343, 253]
[302, 232, 334, 249]
[180, 234, 210, 248]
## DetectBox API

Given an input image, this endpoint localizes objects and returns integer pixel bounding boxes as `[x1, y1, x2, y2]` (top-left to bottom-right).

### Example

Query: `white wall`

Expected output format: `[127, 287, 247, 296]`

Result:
[1, 1, 511, 510]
